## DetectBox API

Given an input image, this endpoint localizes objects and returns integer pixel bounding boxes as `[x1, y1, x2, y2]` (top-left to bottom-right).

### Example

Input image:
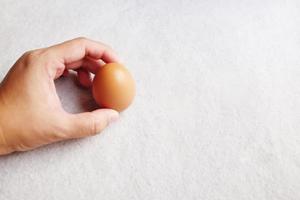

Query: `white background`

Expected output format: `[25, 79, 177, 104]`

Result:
[0, 0, 300, 199]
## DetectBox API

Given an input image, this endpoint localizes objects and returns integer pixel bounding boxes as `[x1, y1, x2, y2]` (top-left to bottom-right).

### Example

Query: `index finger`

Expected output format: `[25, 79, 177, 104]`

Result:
[48, 37, 120, 65]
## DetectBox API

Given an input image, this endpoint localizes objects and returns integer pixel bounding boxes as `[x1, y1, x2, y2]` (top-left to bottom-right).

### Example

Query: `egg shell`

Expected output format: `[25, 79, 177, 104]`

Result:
[92, 63, 135, 112]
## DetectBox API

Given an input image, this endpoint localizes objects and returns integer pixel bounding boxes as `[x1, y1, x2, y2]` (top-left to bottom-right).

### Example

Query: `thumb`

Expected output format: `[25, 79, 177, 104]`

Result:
[66, 109, 119, 138]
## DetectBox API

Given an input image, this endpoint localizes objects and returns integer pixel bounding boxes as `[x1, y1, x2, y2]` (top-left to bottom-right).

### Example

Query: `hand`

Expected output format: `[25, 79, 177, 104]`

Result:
[0, 37, 120, 155]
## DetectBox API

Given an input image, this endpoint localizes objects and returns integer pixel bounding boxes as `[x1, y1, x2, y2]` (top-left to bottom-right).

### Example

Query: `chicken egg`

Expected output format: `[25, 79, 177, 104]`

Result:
[92, 63, 135, 112]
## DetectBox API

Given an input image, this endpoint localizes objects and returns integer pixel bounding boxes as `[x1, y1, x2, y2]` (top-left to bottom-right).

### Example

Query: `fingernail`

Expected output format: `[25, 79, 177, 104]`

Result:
[108, 112, 119, 123]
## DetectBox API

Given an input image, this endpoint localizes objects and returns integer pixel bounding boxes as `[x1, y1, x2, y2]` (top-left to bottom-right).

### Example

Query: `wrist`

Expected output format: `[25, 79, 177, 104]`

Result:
[0, 124, 9, 155]
[0, 92, 13, 155]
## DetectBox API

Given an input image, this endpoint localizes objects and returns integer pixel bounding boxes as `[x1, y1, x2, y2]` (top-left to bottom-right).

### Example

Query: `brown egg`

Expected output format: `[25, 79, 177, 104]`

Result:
[92, 63, 135, 112]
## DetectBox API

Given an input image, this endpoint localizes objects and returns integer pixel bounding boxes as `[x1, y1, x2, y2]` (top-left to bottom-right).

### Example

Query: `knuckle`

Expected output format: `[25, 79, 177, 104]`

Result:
[71, 37, 88, 51]
[75, 37, 88, 44]
[89, 117, 99, 136]
[19, 49, 55, 72]
[76, 36, 87, 40]
[21, 49, 43, 64]
[22, 50, 35, 60]
[89, 117, 107, 136]
[39, 48, 53, 58]
[90, 124, 98, 136]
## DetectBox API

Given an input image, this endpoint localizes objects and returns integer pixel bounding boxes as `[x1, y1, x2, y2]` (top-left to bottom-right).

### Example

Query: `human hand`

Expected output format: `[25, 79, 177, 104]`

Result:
[0, 37, 120, 155]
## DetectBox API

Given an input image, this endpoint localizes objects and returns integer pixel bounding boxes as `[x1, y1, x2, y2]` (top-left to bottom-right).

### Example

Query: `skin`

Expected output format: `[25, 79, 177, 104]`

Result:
[0, 37, 120, 155]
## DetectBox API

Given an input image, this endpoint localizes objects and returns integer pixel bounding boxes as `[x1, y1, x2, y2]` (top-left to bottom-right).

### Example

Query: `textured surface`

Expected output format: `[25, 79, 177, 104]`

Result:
[1, 0, 300, 199]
